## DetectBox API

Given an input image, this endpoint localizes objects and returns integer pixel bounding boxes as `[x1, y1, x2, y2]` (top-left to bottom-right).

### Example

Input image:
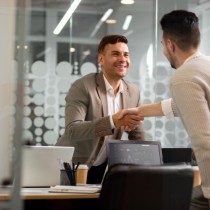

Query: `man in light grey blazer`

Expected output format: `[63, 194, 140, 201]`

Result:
[56, 35, 144, 184]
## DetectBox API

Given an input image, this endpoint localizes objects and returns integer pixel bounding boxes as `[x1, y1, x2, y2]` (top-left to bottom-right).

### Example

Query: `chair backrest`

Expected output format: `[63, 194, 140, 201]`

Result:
[99, 163, 194, 210]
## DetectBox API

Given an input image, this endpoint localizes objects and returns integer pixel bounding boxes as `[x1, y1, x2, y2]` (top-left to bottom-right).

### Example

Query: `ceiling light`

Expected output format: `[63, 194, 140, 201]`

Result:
[101, 9, 113, 22]
[83, 49, 90, 56]
[106, 19, 117, 24]
[53, 0, 82, 35]
[69, 48, 76, 52]
[90, 8, 113, 37]
[121, 0, 135, 5]
[123, 30, 133, 37]
[122, 15, 132, 30]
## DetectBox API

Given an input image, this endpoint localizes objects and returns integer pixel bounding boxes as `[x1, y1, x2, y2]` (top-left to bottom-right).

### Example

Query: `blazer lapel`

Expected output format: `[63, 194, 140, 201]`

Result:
[96, 72, 108, 117]
[121, 80, 130, 109]
[115, 80, 130, 139]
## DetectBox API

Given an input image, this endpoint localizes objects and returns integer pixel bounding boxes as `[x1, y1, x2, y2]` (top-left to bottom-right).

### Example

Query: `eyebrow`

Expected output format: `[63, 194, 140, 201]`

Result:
[111, 50, 129, 54]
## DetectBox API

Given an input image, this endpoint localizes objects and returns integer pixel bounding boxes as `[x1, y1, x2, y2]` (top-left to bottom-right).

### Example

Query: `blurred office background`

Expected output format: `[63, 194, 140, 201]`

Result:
[1, 0, 210, 182]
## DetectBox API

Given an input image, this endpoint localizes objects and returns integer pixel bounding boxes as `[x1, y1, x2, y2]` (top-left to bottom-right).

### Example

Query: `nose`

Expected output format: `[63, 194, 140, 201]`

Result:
[118, 54, 126, 61]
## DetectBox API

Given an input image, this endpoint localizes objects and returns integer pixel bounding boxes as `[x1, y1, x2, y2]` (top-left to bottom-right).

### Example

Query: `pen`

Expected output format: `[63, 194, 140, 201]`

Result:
[67, 162, 76, 185]
[75, 162, 80, 171]
[63, 162, 72, 184]
[73, 162, 75, 171]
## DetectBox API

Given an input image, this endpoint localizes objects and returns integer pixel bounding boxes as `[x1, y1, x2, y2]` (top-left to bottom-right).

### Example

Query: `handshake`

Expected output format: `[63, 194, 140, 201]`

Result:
[112, 107, 143, 132]
[112, 103, 163, 131]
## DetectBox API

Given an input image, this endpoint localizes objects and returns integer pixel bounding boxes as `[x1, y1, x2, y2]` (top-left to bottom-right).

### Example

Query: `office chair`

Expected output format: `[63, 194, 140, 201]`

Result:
[100, 164, 194, 210]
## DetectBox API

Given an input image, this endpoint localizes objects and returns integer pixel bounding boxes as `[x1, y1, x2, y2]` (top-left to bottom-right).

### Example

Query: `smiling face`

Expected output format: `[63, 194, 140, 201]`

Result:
[98, 42, 130, 81]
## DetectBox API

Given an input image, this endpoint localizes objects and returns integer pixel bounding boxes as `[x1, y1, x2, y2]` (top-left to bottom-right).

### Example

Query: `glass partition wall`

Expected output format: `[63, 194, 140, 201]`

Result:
[1, 0, 210, 186]
[17, 0, 158, 147]
[16, 0, 210, 148]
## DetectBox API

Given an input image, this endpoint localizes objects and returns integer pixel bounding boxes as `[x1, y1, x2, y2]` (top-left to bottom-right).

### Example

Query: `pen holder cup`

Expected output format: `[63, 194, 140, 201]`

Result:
[60, 169, 76, 186]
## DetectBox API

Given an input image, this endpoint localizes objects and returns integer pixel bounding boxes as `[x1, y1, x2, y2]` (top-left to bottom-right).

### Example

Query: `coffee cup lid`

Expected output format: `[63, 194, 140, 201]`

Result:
[78, 164, 88, 169]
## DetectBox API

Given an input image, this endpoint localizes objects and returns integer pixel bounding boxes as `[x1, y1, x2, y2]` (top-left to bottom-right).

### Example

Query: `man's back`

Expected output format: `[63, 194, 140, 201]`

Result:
[170, 53, 210, 208]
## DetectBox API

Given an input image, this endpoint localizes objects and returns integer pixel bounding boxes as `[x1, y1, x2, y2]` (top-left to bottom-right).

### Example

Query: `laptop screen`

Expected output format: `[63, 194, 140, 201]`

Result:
[21, 145, 74, 187]
[107, 140, 163, 167]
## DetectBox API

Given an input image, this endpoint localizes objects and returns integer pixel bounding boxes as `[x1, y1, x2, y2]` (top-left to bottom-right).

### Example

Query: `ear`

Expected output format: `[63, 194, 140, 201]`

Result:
[167, 39, 175, 52]
[98, 54, 103, 65]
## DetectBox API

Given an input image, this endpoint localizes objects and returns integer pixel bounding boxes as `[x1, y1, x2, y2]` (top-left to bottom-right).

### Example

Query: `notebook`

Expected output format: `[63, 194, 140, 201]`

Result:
[162, 148, 192, 164]
[21, 145, 74, 187]
[107, 140, 163, 167]
[49, 185, 101, 193]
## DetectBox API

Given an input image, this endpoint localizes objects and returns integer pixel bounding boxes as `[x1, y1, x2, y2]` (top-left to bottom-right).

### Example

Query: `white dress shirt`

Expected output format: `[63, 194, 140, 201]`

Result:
[93, 76, 123, 166]
[94, 77, 174, 166]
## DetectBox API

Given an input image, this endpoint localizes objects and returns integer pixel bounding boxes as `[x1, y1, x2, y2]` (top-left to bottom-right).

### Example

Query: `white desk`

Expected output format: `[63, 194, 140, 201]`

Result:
[0, 167, 201, 210]
[0, 188, 100, 210]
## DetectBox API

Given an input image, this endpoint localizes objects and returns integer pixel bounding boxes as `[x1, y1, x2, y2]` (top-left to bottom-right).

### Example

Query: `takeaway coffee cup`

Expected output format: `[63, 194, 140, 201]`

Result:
[76, 165, 88, 185]
[193, 166, 201, 187]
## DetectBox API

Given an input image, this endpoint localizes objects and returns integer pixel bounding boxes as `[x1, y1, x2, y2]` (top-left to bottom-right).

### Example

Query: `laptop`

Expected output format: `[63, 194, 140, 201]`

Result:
[162, 148, 192, 164]
[106, 140, 163, 167]
[21, 145, 74, 187]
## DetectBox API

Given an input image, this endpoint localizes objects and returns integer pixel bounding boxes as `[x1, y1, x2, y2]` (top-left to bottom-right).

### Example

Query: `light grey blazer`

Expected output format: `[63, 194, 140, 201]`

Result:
[56, 71, 145, 166]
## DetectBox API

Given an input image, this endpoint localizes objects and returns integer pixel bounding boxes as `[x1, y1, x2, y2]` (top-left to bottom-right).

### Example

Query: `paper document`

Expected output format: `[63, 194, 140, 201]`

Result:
[49, 185, 101, 193]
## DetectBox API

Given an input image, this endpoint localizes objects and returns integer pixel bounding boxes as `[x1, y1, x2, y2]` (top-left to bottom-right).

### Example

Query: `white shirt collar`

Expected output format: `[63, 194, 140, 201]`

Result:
[103, 75, 123, 93]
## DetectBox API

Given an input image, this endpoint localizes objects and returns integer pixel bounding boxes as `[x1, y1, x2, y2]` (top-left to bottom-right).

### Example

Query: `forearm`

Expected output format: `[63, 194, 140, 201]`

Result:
[139, 103, 164, 117]
[66, 116, 113, 140]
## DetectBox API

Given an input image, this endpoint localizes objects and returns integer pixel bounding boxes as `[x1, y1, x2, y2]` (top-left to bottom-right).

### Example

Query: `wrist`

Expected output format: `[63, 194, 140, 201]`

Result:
[110, 115, 115, 128]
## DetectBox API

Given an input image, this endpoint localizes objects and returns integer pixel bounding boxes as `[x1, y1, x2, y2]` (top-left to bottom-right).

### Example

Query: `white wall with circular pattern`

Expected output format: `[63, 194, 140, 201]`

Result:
[22, 59, 190, 148]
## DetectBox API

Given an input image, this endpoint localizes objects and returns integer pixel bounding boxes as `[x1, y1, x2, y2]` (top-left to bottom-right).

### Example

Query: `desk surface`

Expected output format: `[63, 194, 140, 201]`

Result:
[0, 166, 200, 201]
[0, 188, 100, 200]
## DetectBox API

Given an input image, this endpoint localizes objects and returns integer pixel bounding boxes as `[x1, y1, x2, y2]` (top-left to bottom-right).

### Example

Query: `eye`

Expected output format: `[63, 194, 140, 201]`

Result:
[112, 52, 119, 56]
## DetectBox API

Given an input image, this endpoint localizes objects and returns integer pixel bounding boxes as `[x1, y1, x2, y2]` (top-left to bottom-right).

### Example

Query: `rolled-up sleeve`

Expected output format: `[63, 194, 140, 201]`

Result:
[161, 98, 175, 119]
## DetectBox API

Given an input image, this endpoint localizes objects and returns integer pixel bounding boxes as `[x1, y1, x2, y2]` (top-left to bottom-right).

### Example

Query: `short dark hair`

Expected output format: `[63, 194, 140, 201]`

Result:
[98, 35, 128, 54]
[160, 10, 200, 51]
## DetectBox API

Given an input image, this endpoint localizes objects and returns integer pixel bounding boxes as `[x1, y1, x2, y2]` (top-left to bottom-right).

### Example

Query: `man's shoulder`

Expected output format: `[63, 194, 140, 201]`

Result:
[122, 79, 140, 90]
[74, 73, 98, 84]
[172, 55, 210, 83]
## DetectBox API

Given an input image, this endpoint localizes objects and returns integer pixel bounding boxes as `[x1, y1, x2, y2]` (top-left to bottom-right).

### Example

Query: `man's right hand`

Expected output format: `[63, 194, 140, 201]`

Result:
[116, 107, 140, 120]
[112, 109, 143, 131]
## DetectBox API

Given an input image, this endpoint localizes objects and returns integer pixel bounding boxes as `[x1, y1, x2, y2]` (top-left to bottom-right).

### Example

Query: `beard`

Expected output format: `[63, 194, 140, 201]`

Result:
[167, 50, 176, 69]
[170, 62, 176, 69]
